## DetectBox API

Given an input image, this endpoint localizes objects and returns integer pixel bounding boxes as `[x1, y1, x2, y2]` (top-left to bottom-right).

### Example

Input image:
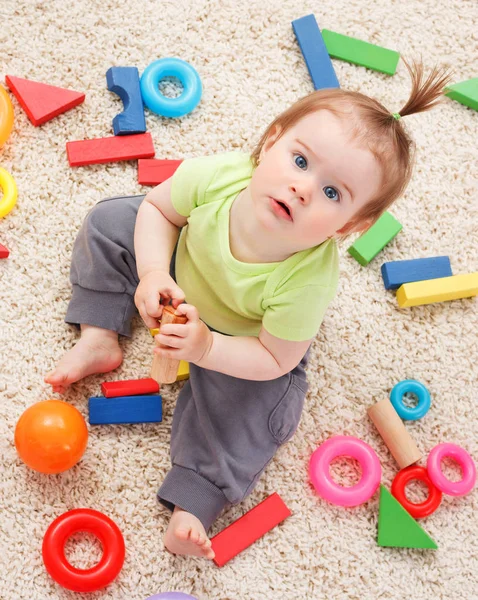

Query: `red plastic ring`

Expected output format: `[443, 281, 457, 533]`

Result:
[391, 465, 442, 518]
[42, 508, 125, 592]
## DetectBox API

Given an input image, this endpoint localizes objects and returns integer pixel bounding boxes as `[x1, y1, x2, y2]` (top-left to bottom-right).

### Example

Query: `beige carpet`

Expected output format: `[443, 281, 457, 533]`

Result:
[1, 0, 477, 598]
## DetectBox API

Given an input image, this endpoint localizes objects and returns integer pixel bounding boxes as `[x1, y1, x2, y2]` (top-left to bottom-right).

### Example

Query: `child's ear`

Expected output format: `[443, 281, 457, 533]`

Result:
[261, 124, 282, 157]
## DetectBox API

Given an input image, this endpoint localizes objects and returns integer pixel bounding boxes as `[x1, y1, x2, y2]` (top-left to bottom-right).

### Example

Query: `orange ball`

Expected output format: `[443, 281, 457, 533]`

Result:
[14, 400, 88, 474]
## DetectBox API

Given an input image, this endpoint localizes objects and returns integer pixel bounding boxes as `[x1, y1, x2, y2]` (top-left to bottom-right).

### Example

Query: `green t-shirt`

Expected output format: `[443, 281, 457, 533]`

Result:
[170, 152, 339, 341]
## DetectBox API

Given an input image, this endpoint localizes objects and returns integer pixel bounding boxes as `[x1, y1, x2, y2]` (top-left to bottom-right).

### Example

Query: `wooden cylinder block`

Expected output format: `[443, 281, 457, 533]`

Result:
[367, 398, 422, 469]
[150, 305, 188, 384]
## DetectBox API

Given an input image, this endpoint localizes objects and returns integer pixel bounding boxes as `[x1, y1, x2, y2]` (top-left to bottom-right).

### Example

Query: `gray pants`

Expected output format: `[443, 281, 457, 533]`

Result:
[66, 195, 311, 530]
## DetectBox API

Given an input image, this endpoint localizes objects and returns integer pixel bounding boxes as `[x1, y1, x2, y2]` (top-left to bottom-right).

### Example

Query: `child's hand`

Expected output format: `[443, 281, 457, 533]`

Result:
[154, 303, 213, 364]
[134, 270, 185, 329]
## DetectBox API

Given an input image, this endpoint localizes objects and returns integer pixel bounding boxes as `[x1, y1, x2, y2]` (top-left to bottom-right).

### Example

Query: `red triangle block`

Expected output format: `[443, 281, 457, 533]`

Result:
[5, 75, 85, 126]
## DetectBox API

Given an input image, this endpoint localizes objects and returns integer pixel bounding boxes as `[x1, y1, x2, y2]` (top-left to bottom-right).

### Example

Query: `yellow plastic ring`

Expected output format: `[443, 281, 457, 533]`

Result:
[0, 85, 14, 147]
[0, 167, 18, 218]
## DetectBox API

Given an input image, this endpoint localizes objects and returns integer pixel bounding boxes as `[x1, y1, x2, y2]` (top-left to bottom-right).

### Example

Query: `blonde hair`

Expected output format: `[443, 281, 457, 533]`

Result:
[251, 57, 454, 240]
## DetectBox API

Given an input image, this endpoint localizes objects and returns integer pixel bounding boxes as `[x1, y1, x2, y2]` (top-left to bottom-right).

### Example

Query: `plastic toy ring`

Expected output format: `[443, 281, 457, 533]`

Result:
[42, 508, 125, 592]
[390, 379, 431, 420]
[0, 85, 14, 147]
[140, 57, 202, 118]
[0, 167, 18, 218]
[427, 443, 477, 496]
[309, 435, 382, 507]
[391, 465, 442, 518]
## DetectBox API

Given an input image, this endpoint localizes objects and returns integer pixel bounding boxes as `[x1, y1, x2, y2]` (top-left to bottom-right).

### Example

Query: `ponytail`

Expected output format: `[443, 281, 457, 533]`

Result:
[397, 57, 454, 118]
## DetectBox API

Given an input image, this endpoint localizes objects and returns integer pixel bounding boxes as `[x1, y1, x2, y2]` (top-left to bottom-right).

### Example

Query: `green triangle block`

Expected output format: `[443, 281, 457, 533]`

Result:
[378, 485, 437, 549]
[445, 78, 478, 112]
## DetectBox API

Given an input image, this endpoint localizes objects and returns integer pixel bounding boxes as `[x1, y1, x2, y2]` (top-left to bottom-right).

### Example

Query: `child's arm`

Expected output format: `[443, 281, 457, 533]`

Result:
[197, 327, 313, 381]
[134, 178, 188, 278]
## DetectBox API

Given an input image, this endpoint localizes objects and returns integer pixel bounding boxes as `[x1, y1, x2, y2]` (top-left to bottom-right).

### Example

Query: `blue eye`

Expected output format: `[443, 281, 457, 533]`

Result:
[323, 186, 340, 202]
[294, 154, 307, 170]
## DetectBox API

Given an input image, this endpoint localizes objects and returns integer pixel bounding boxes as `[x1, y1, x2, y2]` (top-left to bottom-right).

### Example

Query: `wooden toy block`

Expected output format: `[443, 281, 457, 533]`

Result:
[176, 360, 190, 381]
[138, 159, 183, 185]
[292, 14, 340, 90]
[377, 485, 437, 549]
[348, 212, 402, 266]
[151, 305, 188, 384]
[321, 30, 400, 75]
[101, 378, 159, 398]
[106, 66, 146, 135]
[5, 75, 85, 126]
[381, 256, 452, 290]
[0, 243, 9, 258]
[396, 272, 478, 307]
[445, 78, 478, 112]
[88, 395, 162, 425]
[211, 493, 291, 567]
[66, 132, 154, 166]
[149, 327, 160, 337]
[368, 398, 421, 469]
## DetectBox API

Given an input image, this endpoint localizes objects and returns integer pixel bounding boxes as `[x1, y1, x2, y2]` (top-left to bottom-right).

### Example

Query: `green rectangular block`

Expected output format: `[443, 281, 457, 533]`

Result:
[445, 78, 478, 112]
[348, 212, 402, 266]
[321, 29, 400, 75]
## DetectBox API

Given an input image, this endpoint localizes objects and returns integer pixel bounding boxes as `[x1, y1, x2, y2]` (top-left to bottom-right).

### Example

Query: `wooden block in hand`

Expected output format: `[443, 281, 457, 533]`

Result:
[151, 305, 188, 384]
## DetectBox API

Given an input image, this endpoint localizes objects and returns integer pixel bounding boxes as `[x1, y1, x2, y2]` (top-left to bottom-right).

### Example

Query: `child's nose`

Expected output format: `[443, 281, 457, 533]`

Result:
[289, 184, 307, 203]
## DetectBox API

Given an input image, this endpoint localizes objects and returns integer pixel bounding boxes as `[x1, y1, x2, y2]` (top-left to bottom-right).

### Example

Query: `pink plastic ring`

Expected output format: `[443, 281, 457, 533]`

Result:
[427, 443, 476, 496]
[309, 435, 382, 507]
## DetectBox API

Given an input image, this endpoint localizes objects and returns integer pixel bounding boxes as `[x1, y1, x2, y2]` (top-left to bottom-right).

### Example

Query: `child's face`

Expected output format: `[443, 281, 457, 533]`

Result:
[250, 109, 383, 248]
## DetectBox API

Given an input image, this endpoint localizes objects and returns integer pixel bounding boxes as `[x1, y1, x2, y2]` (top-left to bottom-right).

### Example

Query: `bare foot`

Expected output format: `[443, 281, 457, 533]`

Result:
[164, 506, 215, 560]
[44, 325, 123, 394]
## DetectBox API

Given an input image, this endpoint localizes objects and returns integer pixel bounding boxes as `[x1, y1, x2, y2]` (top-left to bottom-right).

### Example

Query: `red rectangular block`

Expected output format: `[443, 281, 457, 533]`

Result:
[138, 159, 183, 185]
[0, 243, 10, 258]
[67, 133, 155, 166]
[211, 492, 291, 567]
[101, 378, 160, 398]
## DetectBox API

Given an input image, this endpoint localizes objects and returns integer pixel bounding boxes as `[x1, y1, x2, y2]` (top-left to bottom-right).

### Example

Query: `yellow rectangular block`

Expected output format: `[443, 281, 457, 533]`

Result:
[396, 273, 478, 307]
[176, 360, 190, 381]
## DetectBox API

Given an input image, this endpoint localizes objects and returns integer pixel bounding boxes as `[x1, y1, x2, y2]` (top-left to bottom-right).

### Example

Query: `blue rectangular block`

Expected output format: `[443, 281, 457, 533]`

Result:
[292, 14, 340, 90]
[381, 256, 453, 290]
[89, 395, 162, 425]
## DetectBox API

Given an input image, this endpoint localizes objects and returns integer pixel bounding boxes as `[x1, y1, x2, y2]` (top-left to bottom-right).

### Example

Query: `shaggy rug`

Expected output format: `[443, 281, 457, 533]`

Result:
[1, 0, 476, 599]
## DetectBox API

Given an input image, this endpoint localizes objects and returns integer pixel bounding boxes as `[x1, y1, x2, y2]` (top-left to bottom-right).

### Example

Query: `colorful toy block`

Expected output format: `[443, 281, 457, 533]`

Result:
[66, 132, 154, 167]
[101, 378, 159, 398]
[381, 256, 452, 290]
[396, 272, 478, 308]
[106, 66, 146, 136]
[445, 78, 478, 112]
[348, 212, 402, 266]
[211, 493, 291, 567]
[177, 360, 190, 381]
[88, 395, 162, 425]
[377, 485, 437, 549]
[0, 243, 10, 258]
[138, 159, 183, 185]
[321, 30, 400, 75]
[5, 75, 85, 126]
[292, 14, 340, 90]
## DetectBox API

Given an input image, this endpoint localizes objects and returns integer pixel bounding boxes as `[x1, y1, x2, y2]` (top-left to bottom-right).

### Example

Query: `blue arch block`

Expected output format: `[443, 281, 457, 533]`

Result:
[381, 256, 452, 290]
[106, 66, 146, 136]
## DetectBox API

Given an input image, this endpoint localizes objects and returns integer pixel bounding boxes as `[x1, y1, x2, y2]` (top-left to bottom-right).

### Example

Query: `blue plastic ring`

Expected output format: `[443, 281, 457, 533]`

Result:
[140, 58, 202, 118]
[390, 379, 431, 420]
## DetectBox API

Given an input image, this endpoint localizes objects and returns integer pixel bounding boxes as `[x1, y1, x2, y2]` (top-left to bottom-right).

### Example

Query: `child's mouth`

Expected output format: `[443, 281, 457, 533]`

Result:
[270, 198, 293, 221]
